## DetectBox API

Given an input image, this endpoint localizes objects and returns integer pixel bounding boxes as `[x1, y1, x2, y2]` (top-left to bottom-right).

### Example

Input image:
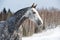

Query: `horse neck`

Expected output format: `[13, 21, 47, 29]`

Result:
[7, 7, 29, 27]
[6, 13, 26, 33]
[14, 14, 27, 27]
[6, 7, 29, 33]
[7, 13, 25, 27]
[13, 7, 29, 27]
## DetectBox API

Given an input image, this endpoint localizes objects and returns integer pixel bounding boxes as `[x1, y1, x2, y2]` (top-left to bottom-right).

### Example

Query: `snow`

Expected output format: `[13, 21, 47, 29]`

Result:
[22, 25, 60, 40]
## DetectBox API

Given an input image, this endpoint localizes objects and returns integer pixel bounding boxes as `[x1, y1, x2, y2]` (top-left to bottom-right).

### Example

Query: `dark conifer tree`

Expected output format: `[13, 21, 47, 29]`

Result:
[3, 8, 7, 14]
[7, 9, 12, 19]
[8, 9, 11, 13]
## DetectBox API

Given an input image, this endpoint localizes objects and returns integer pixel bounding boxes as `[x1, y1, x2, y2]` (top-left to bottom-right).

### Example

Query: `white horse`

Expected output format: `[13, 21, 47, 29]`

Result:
[0, 3, 43, 40]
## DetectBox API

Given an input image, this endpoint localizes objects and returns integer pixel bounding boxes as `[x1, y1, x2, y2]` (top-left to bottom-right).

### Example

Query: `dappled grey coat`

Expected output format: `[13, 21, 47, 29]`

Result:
[0, 7, 29, 40]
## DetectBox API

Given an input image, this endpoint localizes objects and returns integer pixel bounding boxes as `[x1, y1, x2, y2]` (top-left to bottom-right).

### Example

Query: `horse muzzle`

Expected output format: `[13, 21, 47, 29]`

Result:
[36, 19, 43, 26]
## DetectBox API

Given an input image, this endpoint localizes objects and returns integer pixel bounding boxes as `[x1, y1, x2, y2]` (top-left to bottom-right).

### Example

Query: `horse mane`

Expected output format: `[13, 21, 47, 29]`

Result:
[14, 7, 30, 15]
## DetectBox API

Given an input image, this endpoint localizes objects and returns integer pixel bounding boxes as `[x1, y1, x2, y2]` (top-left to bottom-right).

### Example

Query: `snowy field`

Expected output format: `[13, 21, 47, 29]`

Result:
[22, 25, 60, 40]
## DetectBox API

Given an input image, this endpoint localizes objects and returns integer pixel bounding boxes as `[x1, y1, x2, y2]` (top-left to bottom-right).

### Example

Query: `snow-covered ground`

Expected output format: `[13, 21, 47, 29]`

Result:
[22, 25, 60, 40]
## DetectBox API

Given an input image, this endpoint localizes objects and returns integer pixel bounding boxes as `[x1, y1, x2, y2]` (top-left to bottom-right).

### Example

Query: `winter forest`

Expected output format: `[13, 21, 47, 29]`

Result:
[0, 8, 60, 36]
[0, 0, 60, 40]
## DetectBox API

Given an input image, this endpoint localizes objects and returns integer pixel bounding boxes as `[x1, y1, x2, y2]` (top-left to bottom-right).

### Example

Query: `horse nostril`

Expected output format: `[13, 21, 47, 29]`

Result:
[38, 21, 41, 25]
[37, 19, 42, 25]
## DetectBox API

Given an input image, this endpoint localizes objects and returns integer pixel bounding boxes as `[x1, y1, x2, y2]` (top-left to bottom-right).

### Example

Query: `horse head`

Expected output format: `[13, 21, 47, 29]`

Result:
[23, 3, 43, 26]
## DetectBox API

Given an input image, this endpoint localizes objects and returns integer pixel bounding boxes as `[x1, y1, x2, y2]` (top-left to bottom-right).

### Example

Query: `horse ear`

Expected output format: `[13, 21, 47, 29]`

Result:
[31, 3, 37, 8]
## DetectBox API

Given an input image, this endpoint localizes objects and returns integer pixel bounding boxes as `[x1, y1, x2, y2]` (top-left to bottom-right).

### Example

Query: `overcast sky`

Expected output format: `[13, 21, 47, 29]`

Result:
[0, 0, 60, 12]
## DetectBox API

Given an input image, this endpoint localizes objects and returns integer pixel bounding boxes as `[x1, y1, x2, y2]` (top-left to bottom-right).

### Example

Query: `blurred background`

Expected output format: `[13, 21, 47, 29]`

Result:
[0, 0, 60, 36]
[0, 0, 60, 12]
